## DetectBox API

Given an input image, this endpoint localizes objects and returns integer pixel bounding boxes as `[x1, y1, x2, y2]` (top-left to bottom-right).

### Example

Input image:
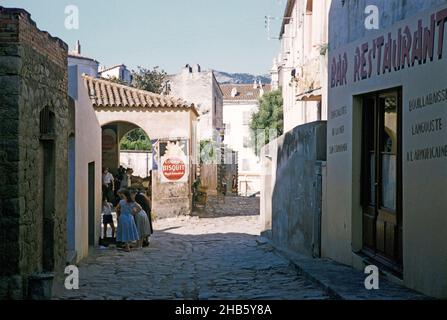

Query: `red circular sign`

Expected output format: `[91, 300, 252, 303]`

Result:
[162, 157, 186, 181]
[102, 134, 116, 150]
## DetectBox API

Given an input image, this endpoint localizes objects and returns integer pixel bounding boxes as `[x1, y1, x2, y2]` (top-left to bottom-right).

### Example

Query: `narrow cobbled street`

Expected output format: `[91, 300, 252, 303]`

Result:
[56, 197, 331, 300]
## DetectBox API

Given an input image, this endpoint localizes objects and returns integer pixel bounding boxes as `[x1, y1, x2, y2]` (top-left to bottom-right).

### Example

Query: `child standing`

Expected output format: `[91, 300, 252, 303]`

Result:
[102, 197, 115, 239]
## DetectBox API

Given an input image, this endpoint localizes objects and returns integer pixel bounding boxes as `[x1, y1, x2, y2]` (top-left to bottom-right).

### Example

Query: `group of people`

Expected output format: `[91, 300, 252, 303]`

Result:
[102, 166, 134, 206]
[102, 166, 153, 252]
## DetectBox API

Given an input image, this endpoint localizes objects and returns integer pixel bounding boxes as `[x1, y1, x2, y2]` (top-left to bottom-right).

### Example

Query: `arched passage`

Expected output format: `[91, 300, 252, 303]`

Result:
[119, 127, 153, 178]
[101, 120, 152, 176]
[83, 75, 199, 218]
[101, 120, 154, 201]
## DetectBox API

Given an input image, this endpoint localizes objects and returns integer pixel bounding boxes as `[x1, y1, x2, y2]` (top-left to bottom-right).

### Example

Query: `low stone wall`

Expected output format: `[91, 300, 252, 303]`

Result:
[260, 121, 327, 258]
[151, 171, 192, 219]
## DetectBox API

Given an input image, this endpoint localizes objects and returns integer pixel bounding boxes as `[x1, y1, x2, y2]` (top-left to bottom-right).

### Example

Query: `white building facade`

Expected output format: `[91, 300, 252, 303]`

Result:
[99, 64, 133, 84]
[222, 83, 271, 196]
[271, 0, 331, 132]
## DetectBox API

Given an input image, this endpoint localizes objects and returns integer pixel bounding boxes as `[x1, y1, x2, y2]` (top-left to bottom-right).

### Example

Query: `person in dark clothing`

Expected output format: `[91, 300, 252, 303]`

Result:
[134, 188, 153, 247]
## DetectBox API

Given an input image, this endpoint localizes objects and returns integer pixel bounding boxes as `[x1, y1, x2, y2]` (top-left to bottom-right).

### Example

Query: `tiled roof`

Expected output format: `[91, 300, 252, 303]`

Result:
[82, 75, 197, 114]
[221, 84, 272, 101]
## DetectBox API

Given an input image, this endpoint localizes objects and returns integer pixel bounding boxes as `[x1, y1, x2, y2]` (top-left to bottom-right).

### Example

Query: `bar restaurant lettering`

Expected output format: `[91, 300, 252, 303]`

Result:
[331, 8, 447, 88]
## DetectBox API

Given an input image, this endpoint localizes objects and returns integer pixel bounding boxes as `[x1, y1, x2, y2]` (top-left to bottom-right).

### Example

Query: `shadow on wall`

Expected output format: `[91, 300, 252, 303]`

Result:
[271, 121, 327, 258]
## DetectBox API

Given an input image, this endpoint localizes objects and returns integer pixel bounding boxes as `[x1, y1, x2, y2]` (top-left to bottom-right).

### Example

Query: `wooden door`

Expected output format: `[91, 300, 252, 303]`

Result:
[361, 89, 403, 273]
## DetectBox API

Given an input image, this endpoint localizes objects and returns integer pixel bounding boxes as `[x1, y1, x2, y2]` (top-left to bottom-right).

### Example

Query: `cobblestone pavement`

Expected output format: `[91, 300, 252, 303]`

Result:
[56, 197, 331, 300]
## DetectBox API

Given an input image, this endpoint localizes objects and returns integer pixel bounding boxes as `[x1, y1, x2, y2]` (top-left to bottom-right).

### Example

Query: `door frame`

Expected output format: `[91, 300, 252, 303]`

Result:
[360, 87, 403, 275]
[88, 162, 96, 247]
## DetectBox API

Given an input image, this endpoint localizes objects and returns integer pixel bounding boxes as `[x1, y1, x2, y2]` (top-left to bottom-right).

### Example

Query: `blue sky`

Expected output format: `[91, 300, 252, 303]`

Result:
[2, 0, 286, 75]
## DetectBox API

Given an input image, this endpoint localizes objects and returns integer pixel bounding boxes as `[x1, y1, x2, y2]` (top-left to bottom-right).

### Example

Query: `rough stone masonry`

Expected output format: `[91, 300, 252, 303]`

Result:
[0, 7, 72, 299]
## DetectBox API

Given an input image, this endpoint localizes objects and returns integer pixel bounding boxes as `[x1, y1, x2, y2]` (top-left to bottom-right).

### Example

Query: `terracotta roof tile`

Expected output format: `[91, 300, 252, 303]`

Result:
[82, 75, 197, 114]
[221, 84, 272, 101]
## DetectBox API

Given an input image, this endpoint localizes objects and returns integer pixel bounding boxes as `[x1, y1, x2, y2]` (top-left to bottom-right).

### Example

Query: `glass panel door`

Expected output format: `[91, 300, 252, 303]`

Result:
[380, 94, 398, 211]
[361, 89, 402, 272]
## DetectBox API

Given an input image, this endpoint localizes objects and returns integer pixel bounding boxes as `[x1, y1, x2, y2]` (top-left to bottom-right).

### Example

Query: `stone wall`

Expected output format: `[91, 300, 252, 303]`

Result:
[151, 171, 192, 219]
[0, 7, 70, 299]
[260, 121, 327, 257]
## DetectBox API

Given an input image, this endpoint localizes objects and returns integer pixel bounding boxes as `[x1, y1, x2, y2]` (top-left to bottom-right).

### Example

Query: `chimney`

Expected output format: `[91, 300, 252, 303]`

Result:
[75, 40, 81, 55]
[193, 64, 201, 73]
[259, 80, 264, 97]
[183, 64, 192, 74]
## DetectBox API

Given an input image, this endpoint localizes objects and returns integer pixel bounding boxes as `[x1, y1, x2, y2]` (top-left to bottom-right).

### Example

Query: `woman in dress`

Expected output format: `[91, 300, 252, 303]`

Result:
[130, 189, 152, 249]
[115, 189, 140, 252]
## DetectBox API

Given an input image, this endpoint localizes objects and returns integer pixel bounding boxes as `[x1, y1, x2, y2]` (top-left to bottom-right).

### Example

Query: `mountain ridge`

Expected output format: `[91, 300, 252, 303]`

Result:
[214, 71, 271, 85]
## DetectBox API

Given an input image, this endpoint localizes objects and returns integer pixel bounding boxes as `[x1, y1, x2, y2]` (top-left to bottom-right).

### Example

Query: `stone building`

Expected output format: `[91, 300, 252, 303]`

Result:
[168, 64, 224, 195]
[0, 7, 71, 299]
[324, 0, 447, 298]
[271, 0, 331, 132]
[221, 83, 271, 196]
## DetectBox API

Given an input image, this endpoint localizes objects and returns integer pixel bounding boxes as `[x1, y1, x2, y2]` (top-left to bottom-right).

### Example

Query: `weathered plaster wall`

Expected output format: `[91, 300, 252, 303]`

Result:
[0, 7, 70, 299]
[260, 140, 278, 236]
[95, 109, 197, 218]
[68, 66, 102, 262]
[326, 1, 447, 298]
[260, 122, 327, 257]
[271, 122, 327, 257]
[329, 0, 447, 50]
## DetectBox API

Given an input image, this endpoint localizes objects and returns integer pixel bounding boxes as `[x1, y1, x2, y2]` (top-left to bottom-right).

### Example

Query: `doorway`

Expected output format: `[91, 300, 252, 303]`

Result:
[67, 135, 76, 252]
[361, 88, 403, 274]
[41, 140, 55, 272]
[39, 106, 56, 273]
[88, 162, 96, 246]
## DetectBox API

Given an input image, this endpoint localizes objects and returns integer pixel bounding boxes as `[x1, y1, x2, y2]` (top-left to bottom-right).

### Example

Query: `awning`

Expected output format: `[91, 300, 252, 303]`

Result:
[296, 87, 322, 102]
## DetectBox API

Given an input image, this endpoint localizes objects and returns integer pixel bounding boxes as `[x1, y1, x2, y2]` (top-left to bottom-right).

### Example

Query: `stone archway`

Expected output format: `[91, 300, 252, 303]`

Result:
[82, 75, 199, 218]
[101, 120, 151, 176]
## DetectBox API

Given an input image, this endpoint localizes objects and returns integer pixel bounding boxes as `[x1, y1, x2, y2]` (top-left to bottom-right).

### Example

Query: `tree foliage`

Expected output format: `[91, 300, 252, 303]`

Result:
[120, 128, 152, 151]
[131, 66, 167, 94]
[199, 139, 216, 164]
[249, 90, 283, 154]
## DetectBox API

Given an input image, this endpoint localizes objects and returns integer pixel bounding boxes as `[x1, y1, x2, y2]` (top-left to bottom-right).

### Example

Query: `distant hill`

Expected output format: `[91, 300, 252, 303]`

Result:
[214, 71, 271, 85]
